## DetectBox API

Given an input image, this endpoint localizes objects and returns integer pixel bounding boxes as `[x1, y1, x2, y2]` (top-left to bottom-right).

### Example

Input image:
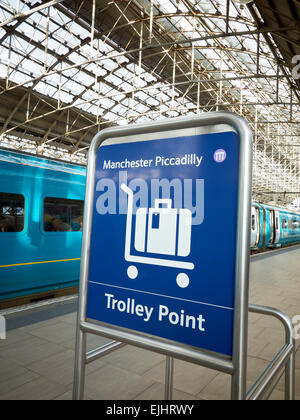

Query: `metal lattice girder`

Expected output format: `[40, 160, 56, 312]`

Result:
[0, 0, 299, 207]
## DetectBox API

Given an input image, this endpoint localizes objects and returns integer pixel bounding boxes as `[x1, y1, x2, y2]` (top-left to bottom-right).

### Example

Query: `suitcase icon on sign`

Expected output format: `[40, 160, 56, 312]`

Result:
[121, 184, 194, 288]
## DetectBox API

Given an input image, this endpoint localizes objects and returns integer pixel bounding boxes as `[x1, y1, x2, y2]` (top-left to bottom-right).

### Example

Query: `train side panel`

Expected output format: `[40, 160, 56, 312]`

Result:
[0, 150, 86, 301]
[278, 210, 300, 246]
[250, 203, 299, 250]
[250, 204, 264, 249]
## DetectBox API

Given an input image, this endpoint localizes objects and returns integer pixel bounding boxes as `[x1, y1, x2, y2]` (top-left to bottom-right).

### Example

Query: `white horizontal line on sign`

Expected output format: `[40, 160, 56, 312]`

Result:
[89, 281, 234, 311]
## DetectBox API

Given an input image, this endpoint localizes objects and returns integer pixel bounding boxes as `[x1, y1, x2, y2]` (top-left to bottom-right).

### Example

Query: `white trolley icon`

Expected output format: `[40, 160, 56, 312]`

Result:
[121, 184, 195, 288]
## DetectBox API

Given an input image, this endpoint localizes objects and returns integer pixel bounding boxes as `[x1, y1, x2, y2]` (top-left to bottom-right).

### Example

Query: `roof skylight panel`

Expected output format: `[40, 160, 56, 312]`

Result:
[126, 62, 139, 73]
[80, 89, 99, 103]
[166, 110, 179, 117]
[117, 79, 133, 93]
[104, 73, 122, 87]
[8, 33, 30, 55]
[163, 87, 179, 98]
[133, 102, 149, 114]
[63, 81, 86, 97]
[114, 54, 130, 66]
[211, 0, 227, 15]
[225, 35, 244, 50]
[0, 3, 13, 21]
[132, 76, 147, 89]
[23, 22, 47, 43]
[13, 0, 29, 15]
[86, 103, 99, 115]
[242, 37, 259, 54]
[177, 16, 194, 33]
[9, 68, 33, 86]
[195, 1, 215, 14]
[142, 71, 157, 83]
[45, 36, 69, 55]
[208, 17, 227, 34]
[71, 101, 95, 114]
[103, 111, 119, 121]
[203, 48, 221, 61]
[27, 45, 49, 64]
[0, 23, 5, 37]
[154, 0, 177, 14]
[99, 40, 114, 55]
[42, 17, 60, 34]
[176, 1, 188, 13]
[66, 20, 90, 39]
[68, 50, 86, 64]
[60, 77, 80, 93]
[34, 79, 58, 97]
[230, 19, 252, 33]
[43, 71, 62, 87]
[102, 87, 126, 102]
[116, 118, 128, 126]
[75, 72, 95, 87]
[134, 90, 149, 101]
[51, 5, 71, 27]
[113, 67, 132, 82]
[135, 114, 154, 124]
[0, 62, 6, 75]
[84, 63, 107, 77]
[0, 44, 8, 62]
[77, 43, 94, 58]
[111, 103, 128, 115]
[102, 57, 119, 72]
[18, 20, 36, 36]
[52, 28, 79, 50]
[158, 91, 172, 102]
[95, 82, 111, 96]
[61, 67, 80, 79]
[100, 97, 115, 109]
[7, 48, 27, 70]
[236, 55, 256, 72]
[169, 15, 185, 29]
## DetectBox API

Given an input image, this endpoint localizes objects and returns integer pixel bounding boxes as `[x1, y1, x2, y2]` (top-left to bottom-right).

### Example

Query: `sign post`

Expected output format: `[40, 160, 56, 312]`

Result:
[73, 112, 252, 400]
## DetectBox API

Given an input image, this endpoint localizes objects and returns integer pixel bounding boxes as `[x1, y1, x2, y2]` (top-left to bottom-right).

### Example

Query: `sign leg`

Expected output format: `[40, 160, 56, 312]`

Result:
[73, 328, 87, 400]
[164, 356, 174, 400]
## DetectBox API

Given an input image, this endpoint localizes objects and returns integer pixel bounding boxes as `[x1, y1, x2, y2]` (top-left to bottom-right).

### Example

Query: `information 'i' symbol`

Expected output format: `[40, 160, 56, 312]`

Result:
[213, 149, 227, 163]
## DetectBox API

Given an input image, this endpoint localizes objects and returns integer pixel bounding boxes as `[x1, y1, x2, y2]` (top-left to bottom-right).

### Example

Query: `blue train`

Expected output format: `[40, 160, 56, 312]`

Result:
[0, 148, 86, 307]
[0, 148, 299, 307]
[250, 202, 300, 249]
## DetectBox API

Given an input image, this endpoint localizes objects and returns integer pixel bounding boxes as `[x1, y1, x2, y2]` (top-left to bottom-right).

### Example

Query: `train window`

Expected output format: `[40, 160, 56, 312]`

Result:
[251, 214, 255, 231]
[292, 219, 299, 230]
[282, 219, 287, 230]
[44, 197, 83, 232]
[0, 192, 25, 232]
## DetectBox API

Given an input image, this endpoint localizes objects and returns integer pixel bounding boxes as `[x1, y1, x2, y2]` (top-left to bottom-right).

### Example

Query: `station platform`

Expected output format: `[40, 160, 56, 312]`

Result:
[0, 246, 300, 400]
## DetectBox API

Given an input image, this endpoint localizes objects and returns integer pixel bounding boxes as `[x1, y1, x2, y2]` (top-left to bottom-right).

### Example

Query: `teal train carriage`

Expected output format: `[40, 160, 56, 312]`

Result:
[0, 149, 86, 307]
[251, 203, 300, 249]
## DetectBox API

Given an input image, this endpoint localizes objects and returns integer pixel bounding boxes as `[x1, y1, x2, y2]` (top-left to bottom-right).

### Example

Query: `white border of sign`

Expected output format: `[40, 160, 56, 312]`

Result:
[73, 112, 252, 400]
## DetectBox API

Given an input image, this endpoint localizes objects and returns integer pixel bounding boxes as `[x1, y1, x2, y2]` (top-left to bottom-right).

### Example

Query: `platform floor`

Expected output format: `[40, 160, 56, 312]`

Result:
[1, 247, 300, 400]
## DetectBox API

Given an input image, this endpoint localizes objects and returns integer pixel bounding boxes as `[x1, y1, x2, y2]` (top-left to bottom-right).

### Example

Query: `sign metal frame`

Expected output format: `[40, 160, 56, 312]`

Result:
[73, 112, 252, 400]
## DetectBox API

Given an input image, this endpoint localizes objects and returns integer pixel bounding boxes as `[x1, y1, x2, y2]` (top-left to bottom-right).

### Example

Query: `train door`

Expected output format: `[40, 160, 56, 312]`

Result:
[250, 206, 260, 247]
[269, 210, 274, 244]
[273, 211, 280, 244]
[268, 210, 280, 246]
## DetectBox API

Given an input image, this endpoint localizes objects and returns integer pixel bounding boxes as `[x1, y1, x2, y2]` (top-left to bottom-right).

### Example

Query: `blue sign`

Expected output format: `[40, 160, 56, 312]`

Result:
[86, 131, 239, 356]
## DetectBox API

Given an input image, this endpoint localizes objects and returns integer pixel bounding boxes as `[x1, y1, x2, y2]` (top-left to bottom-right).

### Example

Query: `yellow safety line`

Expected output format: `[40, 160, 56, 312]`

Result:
[0, 258, 80, 268]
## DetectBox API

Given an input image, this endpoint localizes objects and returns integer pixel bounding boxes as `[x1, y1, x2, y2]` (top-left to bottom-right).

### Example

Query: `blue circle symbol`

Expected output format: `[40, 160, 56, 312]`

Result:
[214, 149, 227, 163]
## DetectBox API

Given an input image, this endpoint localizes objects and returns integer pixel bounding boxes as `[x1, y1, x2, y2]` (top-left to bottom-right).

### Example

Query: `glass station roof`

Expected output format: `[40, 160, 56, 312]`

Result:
[0, 0, 299, 208]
